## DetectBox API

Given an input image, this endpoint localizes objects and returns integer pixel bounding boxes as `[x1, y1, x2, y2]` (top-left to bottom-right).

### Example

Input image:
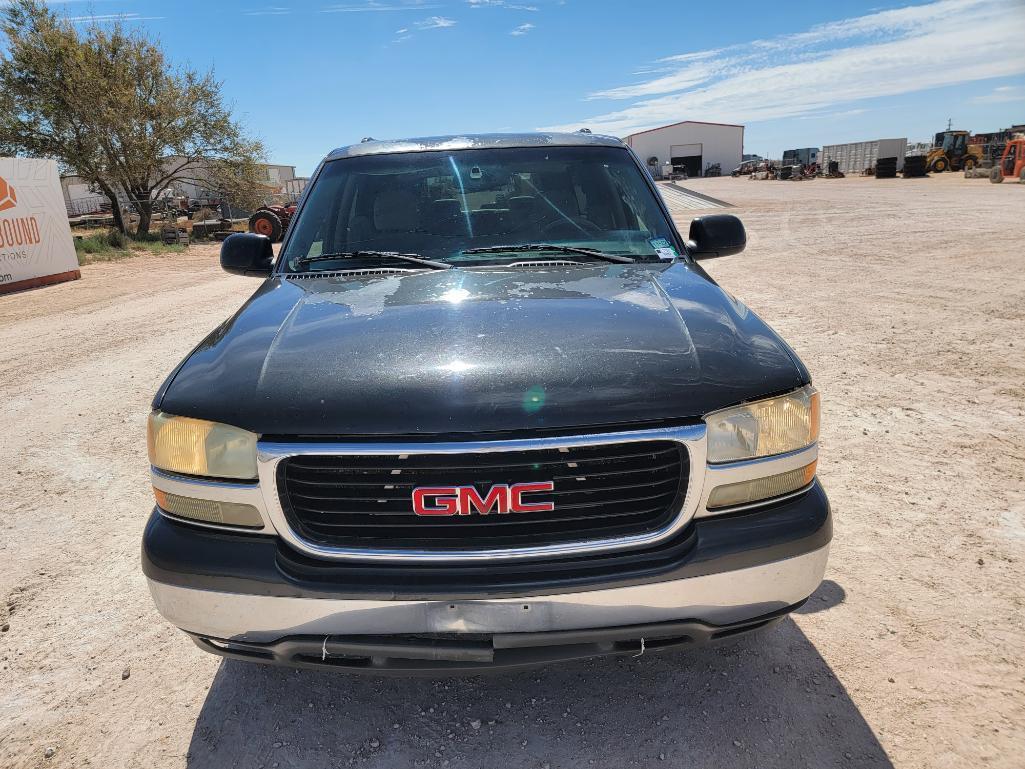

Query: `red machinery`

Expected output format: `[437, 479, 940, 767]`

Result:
[247, 204, 297, 242]
[989, 138, 1025, 184]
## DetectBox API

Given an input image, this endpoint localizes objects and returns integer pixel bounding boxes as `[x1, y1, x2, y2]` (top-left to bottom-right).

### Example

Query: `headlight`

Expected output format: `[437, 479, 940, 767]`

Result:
[147, 411, 258, 480]
[705, 385, 820, 463]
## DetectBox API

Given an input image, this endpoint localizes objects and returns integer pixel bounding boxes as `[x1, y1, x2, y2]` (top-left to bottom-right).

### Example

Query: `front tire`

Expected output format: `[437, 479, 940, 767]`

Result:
[990, 167, 1004, 184]
[248, 210, 283, 241]
[931, 157, 948, 173]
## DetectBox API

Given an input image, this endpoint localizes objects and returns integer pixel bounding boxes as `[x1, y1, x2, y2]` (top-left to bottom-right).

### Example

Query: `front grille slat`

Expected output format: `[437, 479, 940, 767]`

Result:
[291, 490, 677, 515]
[285, 462, 681, 487]
[279, 440, 688, 551]
[294, 496, 670, 521]
[295, 506, 667, 529]
[285, 446, 678, 468]
[288, 476, 679, 503]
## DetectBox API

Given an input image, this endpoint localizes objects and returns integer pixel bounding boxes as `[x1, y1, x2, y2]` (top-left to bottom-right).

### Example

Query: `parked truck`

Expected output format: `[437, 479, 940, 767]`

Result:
[143, 132, 830, 673]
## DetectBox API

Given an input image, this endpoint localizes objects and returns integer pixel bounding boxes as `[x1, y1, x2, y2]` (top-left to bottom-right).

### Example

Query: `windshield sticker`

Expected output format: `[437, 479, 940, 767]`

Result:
[649, 238, 678, 261]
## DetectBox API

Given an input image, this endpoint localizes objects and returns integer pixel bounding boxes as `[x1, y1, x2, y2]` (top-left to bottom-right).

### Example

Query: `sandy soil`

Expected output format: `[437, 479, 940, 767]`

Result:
[1, 173, 1023, 768]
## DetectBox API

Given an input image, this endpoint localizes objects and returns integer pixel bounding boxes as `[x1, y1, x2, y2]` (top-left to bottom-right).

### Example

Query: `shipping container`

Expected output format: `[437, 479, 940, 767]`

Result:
[820, 138, 908, 173]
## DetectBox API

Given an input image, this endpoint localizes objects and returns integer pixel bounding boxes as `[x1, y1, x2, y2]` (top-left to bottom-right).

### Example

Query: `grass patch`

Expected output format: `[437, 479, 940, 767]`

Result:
[75, 230, 186, 265]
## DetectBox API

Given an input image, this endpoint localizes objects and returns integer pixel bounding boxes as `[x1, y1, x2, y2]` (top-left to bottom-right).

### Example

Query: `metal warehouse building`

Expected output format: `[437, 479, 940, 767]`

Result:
[820, 138, 908, 174]
[623, 120, 744, 177]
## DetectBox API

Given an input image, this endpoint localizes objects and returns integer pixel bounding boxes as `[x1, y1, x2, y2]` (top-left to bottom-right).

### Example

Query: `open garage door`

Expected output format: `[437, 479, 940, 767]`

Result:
[670, 143, 702, 177]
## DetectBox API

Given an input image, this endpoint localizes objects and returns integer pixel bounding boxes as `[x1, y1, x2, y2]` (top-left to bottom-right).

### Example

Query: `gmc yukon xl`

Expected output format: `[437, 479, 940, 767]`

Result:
[142, 133, 830, 673]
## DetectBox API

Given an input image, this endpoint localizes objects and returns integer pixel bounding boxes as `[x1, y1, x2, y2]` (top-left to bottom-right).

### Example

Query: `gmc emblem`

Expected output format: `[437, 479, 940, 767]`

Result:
[412, 482, 555, 516]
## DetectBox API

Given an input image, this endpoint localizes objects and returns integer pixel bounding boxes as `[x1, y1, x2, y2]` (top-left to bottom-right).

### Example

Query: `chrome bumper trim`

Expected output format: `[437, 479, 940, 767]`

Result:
[255, 425, 708, 563]
[147, 544, 829, 643]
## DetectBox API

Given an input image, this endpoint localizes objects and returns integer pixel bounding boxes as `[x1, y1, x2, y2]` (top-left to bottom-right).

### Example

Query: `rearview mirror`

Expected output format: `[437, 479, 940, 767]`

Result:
[220, 233, 274, 277]
[686, 214, 746, 259]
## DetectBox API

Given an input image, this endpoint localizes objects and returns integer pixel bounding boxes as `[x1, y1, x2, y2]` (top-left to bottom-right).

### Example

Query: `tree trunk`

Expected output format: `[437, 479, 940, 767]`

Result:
[134, 193, 153, 236]
[96, 181, 126, 233]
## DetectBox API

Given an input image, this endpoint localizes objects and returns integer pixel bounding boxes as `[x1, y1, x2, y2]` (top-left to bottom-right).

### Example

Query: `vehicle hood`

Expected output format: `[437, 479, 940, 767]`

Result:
[156, 264, 807, 436]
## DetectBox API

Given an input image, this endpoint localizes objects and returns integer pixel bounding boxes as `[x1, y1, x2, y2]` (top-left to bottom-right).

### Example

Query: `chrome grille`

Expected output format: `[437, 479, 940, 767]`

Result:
[278, 441, 687, 550]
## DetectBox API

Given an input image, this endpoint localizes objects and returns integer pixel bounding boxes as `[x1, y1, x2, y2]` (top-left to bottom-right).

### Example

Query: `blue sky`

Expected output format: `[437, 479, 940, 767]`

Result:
[6, 0, 1025, 174]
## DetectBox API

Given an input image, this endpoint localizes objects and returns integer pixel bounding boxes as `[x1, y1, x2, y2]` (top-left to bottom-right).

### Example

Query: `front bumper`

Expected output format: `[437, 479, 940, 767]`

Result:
[185, 603, 803, 674]
[143, 482, 831, 670]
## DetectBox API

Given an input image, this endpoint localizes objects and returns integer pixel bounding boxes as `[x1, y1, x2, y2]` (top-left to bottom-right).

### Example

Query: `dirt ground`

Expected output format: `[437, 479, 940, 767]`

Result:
[1, 172, 1023, 768]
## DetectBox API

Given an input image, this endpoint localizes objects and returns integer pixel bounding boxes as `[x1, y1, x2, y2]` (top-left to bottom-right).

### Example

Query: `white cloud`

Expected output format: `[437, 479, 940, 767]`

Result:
[544, 0, 1025, 136]
[385, 12, 454, 43]
[415, 15, 456, 28]
[587, 60, 720, 100]
[321, 1, 441, 12]
[243, 7, 292, 16]
[467, 0, 539, 9]
[658, 49, 723, 64]
[797, 107, 869, 120]
[66, 13, 166, 23]
[972, 84, 1025, 104]
[510, 22, 534, 35]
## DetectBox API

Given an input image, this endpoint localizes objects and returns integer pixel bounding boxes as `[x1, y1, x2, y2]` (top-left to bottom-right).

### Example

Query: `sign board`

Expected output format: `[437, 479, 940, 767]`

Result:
[0, 157, 80, 295]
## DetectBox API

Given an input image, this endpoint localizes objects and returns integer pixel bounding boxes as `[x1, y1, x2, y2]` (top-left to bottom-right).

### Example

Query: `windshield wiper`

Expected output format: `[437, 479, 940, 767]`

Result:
[461, 244, 635, 264]
[295, 251, 451, 270]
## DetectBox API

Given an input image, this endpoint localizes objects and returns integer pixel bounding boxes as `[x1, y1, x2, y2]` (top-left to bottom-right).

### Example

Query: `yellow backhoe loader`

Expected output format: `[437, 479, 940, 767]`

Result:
[927, 130, 984, 173]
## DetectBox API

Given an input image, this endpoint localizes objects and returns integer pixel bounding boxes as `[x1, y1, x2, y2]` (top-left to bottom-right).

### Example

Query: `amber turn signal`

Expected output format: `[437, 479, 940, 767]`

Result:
[153, 487, 264, 528]
[706, 461, 817, 510]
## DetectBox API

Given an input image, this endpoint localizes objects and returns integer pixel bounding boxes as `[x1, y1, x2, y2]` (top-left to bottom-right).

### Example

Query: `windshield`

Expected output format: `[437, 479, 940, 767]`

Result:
[279, 145, 678, 270]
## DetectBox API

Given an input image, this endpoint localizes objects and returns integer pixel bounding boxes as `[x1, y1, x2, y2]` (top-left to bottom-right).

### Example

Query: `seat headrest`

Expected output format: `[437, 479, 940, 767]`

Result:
[431, 198, 461, 219]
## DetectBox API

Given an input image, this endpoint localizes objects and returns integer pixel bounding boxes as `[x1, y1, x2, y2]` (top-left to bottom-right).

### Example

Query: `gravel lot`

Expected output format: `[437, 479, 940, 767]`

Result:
[2, 173, 1023, 768]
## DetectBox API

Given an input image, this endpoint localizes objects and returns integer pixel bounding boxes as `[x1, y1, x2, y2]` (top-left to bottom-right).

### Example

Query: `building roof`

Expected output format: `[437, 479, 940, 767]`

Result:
[624, 120, 745, 139]
[326, 132, 625, 160]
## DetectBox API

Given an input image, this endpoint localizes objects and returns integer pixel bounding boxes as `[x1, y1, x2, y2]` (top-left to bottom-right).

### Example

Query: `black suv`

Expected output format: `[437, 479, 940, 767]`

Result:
[142, 132, 830, 673]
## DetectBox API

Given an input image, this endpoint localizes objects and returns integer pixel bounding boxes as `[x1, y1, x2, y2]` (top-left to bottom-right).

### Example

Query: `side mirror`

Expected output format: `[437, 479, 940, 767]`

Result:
[220, 233, 274, 277]
[686, 214, 746, 259]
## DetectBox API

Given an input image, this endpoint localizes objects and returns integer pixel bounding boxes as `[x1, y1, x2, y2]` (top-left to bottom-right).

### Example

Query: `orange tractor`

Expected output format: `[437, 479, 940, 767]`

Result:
[989, 137, 1025, 183]
[247, 203, 297, 242]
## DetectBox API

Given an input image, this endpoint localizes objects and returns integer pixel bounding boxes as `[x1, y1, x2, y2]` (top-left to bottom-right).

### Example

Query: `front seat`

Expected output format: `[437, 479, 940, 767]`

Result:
[372, 188, 421, 250]
[426, 198, 464, 236]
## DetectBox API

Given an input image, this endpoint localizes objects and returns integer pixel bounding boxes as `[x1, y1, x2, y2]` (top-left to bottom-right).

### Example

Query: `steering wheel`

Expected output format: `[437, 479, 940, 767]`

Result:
[540, 217, 602, 239]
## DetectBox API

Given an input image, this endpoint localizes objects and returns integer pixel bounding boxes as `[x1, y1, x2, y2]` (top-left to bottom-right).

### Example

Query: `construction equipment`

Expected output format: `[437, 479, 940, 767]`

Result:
[926, 130, 983, 173]
[731, 159, 760, 177]
[247, 204, 296, 242]
[989, 136, 1025, 183]
[822, 161, 844, 178]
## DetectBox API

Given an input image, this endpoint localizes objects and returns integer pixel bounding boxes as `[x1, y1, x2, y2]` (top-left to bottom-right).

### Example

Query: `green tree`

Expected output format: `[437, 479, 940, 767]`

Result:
[0, 0, 265, 235]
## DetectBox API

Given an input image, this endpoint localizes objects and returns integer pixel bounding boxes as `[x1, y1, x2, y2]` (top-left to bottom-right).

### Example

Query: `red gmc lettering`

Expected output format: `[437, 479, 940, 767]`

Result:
[412, 482, 555, 516]
[411, 487, 459, 516]
[509, 481, 555, 513]
[458, 485, 509, 515]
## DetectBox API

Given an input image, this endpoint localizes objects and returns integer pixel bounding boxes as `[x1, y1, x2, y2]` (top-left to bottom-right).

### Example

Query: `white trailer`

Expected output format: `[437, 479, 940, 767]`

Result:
[820, 138, 908, 173]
